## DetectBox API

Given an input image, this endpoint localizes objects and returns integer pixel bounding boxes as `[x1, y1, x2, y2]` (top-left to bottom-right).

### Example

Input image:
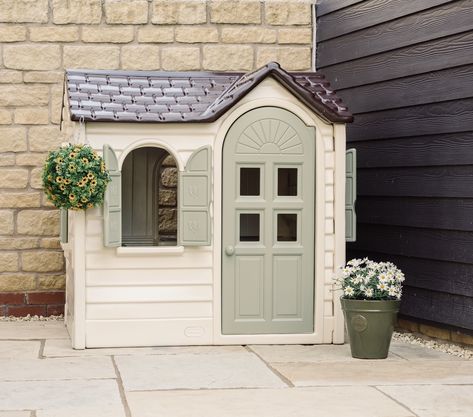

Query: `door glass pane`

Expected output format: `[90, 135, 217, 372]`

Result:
[277, 213, 297, 242]
[240, 213, 260, 242]
[240, 168, 260, 196]
[278, 168, 297, 196]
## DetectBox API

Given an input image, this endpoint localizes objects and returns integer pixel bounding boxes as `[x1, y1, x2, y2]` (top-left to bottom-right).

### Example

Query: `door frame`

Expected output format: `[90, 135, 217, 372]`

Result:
[212, 97, 333, 345]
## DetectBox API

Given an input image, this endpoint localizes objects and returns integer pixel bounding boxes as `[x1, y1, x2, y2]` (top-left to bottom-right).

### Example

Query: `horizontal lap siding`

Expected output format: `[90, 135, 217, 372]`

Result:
[317, 0, 473, 330]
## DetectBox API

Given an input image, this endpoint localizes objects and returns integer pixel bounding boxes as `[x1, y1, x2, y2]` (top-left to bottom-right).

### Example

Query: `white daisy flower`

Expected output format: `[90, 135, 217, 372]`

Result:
[388, 286, 398, 297]
[377, 282, 388, 291]
[344, 286, 355, 296]
[364, 288, 374, 298]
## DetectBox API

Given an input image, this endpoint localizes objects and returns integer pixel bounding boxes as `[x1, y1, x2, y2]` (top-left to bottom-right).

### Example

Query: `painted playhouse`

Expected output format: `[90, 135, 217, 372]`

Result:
[61, 62, 354, 349]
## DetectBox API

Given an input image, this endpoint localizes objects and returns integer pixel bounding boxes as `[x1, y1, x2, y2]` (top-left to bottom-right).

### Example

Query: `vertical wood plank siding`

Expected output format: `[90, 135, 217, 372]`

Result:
[316, 0, 473, 331]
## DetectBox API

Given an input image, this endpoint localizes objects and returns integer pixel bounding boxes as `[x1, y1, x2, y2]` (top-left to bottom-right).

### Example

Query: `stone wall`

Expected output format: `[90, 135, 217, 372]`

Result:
[0, 0, 313, 316]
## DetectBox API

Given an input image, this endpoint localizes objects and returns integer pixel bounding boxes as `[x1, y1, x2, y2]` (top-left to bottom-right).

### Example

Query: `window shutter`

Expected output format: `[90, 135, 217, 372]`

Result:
[103, 144, 121, 247]
[60, 208, 68, 244]
[346, 148, 357, 242]
[179, 146, 211, 246]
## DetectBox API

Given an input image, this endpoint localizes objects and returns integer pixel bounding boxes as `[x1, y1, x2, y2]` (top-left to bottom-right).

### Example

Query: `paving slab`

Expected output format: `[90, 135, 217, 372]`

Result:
[0, 380, 125, 417]
[116, 351, 286, 391]
[43, 338, 245, 357]
[272, 360, 473, 386]
[389, 341, 466, 360]
[249, 344, 403, 363]
[0, 357, 115, 381]
[0, 341, 40, 359]
[126, 386, 414, 417]
[379, 385, 473, 417]
[0, 412, 31, 417]
[0, 322, 68, 340]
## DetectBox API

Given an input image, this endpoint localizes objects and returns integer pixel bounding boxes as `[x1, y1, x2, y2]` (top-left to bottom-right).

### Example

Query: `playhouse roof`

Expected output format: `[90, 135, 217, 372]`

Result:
[65, 62, 353, 124]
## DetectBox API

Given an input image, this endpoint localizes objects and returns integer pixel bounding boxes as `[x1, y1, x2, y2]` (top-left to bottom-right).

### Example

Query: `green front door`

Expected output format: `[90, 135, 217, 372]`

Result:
[222, 107, 315, 335]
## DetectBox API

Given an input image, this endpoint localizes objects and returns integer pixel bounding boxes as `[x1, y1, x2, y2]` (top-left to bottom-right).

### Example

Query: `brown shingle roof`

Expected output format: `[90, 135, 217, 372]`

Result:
[66, 62, 353, 124]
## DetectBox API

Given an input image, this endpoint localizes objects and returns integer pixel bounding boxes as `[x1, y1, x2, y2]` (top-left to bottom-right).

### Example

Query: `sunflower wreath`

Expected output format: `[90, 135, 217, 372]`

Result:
[42, 144, 111, 210]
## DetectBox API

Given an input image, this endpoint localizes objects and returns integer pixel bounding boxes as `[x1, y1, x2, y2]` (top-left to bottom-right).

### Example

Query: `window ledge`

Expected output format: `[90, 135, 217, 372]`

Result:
[116, 246, 185, 256]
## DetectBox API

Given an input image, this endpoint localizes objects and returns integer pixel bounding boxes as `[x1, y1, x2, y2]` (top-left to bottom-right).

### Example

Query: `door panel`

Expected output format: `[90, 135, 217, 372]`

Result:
[222, 107, 315, 335]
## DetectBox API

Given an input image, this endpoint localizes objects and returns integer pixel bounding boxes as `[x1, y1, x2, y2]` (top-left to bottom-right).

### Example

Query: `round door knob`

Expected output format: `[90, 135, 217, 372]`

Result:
[225, 245, 235, 256]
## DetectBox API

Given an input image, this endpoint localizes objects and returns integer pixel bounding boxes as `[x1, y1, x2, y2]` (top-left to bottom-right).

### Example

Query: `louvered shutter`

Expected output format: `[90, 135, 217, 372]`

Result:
[179, 146, 211, 246]
[346, 148, 357, 242]
[103, 144, 121, 247]
[60, 208, 68, 244]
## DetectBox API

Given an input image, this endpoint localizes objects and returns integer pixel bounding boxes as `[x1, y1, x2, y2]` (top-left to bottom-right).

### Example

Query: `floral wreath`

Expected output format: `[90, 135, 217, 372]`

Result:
[42, 143, 110, 210]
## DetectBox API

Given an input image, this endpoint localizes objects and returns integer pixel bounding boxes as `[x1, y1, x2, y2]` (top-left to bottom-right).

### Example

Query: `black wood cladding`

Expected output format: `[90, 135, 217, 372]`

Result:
[316, 0, 473, 331]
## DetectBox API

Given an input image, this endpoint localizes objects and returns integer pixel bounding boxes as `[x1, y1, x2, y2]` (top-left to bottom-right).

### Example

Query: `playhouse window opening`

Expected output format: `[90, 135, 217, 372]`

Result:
[121, 147, 178, 247]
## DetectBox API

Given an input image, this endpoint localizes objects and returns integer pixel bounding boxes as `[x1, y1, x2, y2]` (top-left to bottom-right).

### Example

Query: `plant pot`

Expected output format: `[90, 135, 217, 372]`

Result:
[340, 298, 401, 359]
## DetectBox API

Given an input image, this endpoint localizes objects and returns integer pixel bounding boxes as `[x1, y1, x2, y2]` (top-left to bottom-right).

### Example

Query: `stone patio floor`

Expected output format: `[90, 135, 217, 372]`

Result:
[0, 322, 472, 417]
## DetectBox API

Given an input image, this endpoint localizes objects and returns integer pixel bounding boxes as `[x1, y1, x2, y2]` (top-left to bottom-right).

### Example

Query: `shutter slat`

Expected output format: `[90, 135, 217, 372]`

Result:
[103, 144, 122, 247]
[179, 146, 211, 246]
[346, 148, 357, 242]
[60, 208, 68, 244]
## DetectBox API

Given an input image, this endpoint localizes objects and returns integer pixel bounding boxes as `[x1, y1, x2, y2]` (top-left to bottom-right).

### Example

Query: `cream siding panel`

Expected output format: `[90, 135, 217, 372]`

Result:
[86, 250, 212, 269]
[86, 268, 212, 287]
[86, 319, 213, 347]
[87, 302, 213, 320]
[86, 285, 213, 303]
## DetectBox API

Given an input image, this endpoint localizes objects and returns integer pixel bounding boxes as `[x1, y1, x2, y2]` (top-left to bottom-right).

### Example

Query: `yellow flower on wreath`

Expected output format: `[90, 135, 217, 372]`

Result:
[69, 194, 76, 201]
[69, 152, 77, 158]
[90, 179, 97, 187]
[59, 184, 66, 191]
[56, 176, 63, 183]
[87, 172, 95, 180]
[82, 158, 89, 164]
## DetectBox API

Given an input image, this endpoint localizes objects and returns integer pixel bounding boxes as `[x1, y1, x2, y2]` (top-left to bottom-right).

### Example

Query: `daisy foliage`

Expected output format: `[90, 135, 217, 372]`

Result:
[42, 144, 110, 210]
[335, 258, 404, 300]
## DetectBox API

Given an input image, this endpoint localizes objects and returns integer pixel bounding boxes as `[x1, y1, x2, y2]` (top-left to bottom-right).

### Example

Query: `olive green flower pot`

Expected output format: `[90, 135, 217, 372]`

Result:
[341, 298, 401, 359]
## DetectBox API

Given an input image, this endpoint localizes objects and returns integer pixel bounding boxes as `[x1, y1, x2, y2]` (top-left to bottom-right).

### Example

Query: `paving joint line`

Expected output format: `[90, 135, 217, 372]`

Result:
[244, 345, 294, 388]
[373, 385, 420, 417]
[112, 355, 132, 417]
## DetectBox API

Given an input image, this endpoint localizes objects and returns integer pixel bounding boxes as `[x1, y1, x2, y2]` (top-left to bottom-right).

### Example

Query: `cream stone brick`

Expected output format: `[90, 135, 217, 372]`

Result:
[175, 27, 218, 43]
[30, 26, 79, 42]
[24, 71, 65, 84]
[63, 46, 120, 70]
[52, 0, 102, 24]
[0, 237, 38, 249]
[203, 45, 253, 71]
[4, 45, 61, 71]
[0, 252, 18, 272]
[152, 0, 206, 25]
[0, 192, 41, 208]
[0, 210, 14, 235]
[161, 47, 200, 70]
[0, 85, 49, 107]
[29, 126, 65, 152]
[22, 250, 64, 272]
[50, 85, 64, 125]
[325, 235, 335, 251]
[38, 273, 65, 290]
[221, 27, 276, 43]
[0, 273, 36, 291]
[325, 152, 335, 169]
[265, 1, 312, 25]
[14, 108, 49, 125]
[82, 26, 135, 43]
[16, 153, 47, 167]
[0, 109, 12, 125]
[325, 202, 334, 219]
[256, 46, 311, 70]
[121, 46, 160, 70]
[325, 185, 334, 202]
[0, 155, 15, 166]
[40, 238, 61, 249]
[41, 195, 55, 208]
[0, 0, 48, 23]
[105, 0, 149, 24]
[325, 168, 334, 185]
[0, 127, 27, 152]
[0, 25, 27, 42]
[325, 251, 334, 269]
[30, 167, 43, 189]
[278, 27, 312, 44]
[0, 70, 23, 83]
[210, 0, 261, 24]
[17, 210, 60, 236]
[0, 169, 29, 188]
[137, 27, 174, 43]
